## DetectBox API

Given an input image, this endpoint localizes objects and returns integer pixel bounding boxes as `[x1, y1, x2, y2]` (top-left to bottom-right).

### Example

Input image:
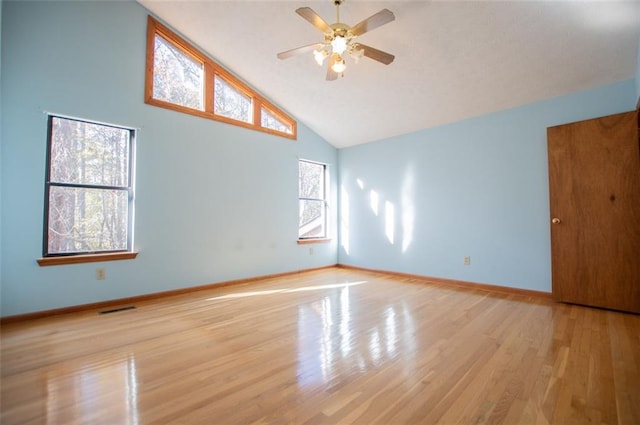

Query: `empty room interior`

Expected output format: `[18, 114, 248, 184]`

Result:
[1, 0, 640, 424]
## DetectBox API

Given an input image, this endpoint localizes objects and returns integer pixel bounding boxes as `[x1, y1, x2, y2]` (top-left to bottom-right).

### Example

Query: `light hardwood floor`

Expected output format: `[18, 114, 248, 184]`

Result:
[1, 267, 639, 424]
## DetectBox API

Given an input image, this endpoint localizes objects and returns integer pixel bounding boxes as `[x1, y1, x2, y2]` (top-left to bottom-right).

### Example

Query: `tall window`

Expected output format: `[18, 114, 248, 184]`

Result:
[43, 115, 135, 256]
[298, 160, 327, 239]
[145, 16, 296, 139]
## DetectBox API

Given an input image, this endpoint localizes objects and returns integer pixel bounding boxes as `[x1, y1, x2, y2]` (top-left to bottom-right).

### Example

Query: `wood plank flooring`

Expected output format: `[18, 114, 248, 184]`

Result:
[1, 267, 639, 424]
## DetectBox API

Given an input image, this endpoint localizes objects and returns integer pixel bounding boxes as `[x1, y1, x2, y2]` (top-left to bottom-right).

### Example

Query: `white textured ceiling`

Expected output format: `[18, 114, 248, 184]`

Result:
[137, 0, 640, 148]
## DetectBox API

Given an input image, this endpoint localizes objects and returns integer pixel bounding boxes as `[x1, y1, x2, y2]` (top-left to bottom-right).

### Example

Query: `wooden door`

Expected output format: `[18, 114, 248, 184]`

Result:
[547, 111, 640, 313]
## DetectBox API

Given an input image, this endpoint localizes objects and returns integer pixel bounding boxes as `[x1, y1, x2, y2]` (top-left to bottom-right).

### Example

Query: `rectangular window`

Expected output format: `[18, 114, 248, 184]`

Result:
[153, 34, 204, 110]
[44, 116, 135, 256]
[145, 16, 297, 140]
[298, 160, 327, 239]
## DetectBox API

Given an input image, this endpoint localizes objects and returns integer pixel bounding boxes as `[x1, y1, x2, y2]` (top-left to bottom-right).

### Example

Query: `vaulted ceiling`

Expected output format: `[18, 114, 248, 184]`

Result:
[137, 0, 640, 148]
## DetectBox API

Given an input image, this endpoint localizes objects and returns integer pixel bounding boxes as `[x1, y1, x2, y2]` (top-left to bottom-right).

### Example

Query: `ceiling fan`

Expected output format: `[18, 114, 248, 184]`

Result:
[277, 0, 395, 80]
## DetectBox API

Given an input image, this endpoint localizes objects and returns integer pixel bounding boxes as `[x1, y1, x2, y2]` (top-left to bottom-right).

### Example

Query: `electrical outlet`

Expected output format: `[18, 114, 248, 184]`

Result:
[464, 256, 471, 266]
[96, 267, 106, 280]
[309, 247, 314, 255]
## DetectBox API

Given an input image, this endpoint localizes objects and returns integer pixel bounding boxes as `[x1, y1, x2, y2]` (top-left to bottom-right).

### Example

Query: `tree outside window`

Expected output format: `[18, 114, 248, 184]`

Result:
[44, 116, 135, 256]
[145, 16, 297, 139]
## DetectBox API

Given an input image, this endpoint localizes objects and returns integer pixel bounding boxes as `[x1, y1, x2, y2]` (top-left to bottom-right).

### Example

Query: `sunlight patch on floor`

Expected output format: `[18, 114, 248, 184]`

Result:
[207, 281, 368, 301]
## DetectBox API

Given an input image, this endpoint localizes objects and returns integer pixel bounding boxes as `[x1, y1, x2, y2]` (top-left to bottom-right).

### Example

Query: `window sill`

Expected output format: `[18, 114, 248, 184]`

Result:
[297, 238, 332, 245]
[37, 252, 138, 267]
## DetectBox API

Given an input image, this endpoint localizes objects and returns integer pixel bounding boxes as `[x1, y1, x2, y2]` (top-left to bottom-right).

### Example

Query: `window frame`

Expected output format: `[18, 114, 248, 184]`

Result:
[261, 105, 295, 136]
[152, 32, 206, 111]
[298, 159, 329, 242]
[213, 71, 254, 124]
[39, 114, 137, 266]
[145, 16, 297, 140]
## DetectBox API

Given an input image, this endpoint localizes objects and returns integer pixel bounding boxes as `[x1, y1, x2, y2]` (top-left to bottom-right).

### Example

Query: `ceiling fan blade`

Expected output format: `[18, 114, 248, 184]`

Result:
[277, 43, 325, 60]
[296, 7, 332, 34]
[326, 54, 339, 81]
[350, 9, 395, 37]
[356, 43, 395, 65]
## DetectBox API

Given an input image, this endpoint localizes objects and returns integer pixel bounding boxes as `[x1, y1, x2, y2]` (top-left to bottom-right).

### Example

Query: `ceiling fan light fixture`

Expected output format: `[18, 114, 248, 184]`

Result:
[313, 48, 328, 66]
[331, 35, 348, 55]
[350, 47, 364, 63]
[331, 54, 347, 73]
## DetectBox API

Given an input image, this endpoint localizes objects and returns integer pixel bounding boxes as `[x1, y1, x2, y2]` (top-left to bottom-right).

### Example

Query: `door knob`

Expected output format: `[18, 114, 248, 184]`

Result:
[552, 218, 561, 224]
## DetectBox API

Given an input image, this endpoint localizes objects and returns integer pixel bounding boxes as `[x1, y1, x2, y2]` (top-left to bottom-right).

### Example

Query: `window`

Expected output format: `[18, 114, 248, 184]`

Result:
[261, 106, 293, 135]
[298, 160, 327, 239]
[152, 34, 204, 110]
[145, 16, 296, 139]
[214, 74, 252, 123]
[43, 115, 135, 258]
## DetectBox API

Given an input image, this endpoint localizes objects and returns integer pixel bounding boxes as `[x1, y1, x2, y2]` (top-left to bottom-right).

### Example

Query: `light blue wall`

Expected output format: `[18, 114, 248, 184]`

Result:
[338, 80, 636, 292]
[1, 0, 337, 317]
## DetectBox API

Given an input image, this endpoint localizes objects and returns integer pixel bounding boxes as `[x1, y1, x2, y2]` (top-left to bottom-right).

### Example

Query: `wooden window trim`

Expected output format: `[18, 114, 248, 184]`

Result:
[213, 68, 254, 124]
[261, 102, 297, 137]
[38, 252, 138, 267]
[145, 16, 297, 140]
